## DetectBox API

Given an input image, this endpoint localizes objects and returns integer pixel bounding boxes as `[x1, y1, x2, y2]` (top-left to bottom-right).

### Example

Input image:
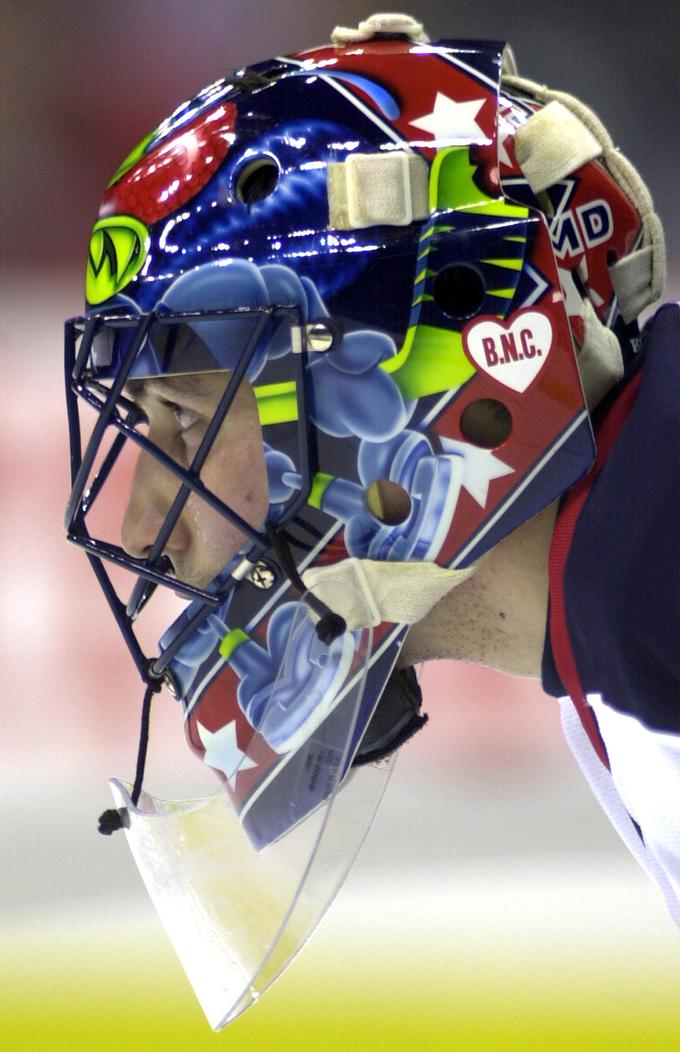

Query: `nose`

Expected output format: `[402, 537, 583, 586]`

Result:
[121, 447, 191, 562]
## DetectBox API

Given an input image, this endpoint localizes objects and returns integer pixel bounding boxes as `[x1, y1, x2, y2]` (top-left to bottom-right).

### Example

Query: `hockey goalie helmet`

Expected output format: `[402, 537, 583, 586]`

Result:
[65, 20, 663, 869]
[64, 13, 667, 1027]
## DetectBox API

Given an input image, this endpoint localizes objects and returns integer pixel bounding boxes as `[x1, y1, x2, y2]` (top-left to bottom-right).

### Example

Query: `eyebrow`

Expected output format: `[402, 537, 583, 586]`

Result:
[125, 372, 227, 402]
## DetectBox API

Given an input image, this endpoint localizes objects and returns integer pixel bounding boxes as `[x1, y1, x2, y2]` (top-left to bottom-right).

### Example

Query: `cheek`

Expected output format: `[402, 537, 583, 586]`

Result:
[198, 431, 269, 532]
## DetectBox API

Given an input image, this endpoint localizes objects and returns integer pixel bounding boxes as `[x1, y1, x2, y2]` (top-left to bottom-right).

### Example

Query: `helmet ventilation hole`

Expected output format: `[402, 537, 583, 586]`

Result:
[433, 265, 485, 319]
[460, 398, 512, 449]
[365, 479, 412, 525]
[236, 157, 279, 205]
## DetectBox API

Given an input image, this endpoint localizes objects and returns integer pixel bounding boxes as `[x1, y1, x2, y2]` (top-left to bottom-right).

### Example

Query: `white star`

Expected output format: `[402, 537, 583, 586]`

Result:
[410, 93, 488, 144]
[439, 439, 514, 507]
[197, 720, 257, 790]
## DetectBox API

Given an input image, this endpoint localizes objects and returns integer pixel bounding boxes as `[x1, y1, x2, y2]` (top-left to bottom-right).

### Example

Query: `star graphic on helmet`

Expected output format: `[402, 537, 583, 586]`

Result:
[410, 93, 488, 144]
[197, 720, 257, 789]
[439, 438, 514, 507]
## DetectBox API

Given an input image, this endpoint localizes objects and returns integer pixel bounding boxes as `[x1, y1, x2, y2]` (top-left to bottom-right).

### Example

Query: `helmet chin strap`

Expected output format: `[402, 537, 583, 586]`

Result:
[302, 557, 480, 630]
[265, 521, 347, 644]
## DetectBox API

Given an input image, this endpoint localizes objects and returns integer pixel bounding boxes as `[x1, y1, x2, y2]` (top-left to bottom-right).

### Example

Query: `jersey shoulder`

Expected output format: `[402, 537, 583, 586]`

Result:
[543, 302, 679, 731]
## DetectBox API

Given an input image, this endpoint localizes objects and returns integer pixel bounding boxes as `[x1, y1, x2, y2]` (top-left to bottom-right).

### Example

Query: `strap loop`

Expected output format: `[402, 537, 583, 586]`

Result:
[575, 298, 625, 409]
[610, 213, 666, 323]
[513, 100, 602, 194]
[302, 557, 479, 629]
[328, 151, 429, 230]
[504, 73, 666, 322]
[331, 13, 430, 46]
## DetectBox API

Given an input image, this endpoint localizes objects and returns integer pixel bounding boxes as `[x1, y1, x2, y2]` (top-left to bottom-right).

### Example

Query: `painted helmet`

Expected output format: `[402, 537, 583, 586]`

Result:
[64, 13, 665, 1027]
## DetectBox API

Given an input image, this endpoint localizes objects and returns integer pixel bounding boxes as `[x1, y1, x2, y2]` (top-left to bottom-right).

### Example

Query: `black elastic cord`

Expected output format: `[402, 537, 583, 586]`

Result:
[98, 672, 164, 836]
[126, 554, 173, 620]
[265, 521, 346, 644]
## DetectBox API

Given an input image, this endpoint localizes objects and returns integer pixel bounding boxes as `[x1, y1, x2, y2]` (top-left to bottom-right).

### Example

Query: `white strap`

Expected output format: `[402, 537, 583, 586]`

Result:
[609, 213, 666, 324]
[502, 76, 615, 150]
[331, 13, 430, 46]
[504, 73, 666, 322]
[513, 100, 603, 194]
[328, 152, 429, 229]
[302, 557, 478, 629]
[576, 298, 625, 409]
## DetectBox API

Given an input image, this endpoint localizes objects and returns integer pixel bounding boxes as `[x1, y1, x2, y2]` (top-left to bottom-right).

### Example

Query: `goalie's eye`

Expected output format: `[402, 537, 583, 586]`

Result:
[167, 403, 201, 433]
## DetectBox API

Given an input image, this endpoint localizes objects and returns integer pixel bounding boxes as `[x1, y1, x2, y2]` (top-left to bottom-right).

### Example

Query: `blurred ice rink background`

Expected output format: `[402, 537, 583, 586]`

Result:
[2, 3, 679, 1049]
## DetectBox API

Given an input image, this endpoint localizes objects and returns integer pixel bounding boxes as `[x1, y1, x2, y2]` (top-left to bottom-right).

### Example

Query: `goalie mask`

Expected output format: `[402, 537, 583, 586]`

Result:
[64, 12, 664, 1029]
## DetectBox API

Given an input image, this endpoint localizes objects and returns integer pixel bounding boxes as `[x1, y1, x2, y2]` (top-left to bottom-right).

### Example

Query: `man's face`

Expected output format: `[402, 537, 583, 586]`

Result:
[121, 371, 268, 588]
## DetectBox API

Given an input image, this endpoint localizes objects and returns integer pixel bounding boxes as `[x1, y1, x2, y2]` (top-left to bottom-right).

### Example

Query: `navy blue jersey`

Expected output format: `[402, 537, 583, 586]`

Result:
[542, 302, 680, 925]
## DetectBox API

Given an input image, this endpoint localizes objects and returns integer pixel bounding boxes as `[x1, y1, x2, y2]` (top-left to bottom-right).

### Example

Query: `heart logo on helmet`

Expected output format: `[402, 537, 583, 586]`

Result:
[463, 310, 554, 393]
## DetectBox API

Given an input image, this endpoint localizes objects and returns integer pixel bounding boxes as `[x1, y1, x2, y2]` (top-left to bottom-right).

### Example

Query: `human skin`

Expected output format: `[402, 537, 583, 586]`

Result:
[122, 370, 555, 679]
[397, 501, 557, 679]
[121, 372, 268, 588]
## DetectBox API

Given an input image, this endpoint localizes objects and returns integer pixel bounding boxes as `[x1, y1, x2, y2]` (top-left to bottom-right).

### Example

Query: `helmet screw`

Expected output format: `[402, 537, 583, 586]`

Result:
[248, 560, 277, 589]
[306, 321, 336, 352]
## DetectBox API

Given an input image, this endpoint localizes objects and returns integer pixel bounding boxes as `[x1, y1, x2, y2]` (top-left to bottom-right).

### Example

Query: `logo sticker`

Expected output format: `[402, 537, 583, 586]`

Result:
[86, 215, 150, 305]
[463, 310, 554, 393]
